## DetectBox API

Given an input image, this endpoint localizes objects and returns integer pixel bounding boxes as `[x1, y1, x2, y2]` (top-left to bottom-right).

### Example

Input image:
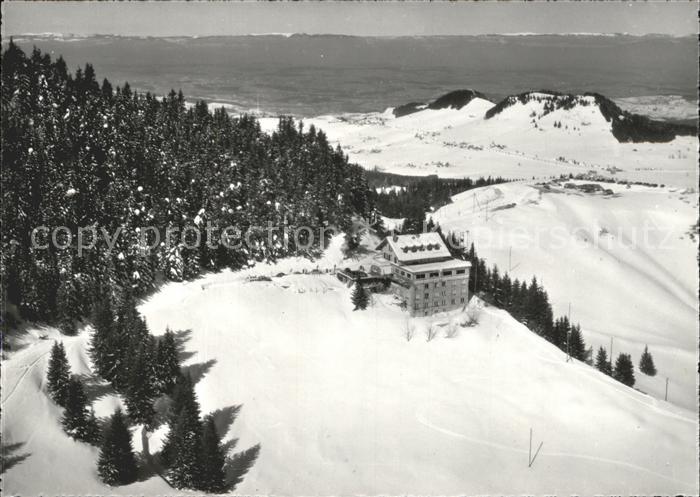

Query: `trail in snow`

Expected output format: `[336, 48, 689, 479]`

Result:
[415, 408, 693, 489]
[1, 347, 51, 407]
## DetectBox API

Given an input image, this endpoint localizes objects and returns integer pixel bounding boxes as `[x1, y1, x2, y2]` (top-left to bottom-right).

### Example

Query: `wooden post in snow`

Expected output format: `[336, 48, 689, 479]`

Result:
[665, 377, 669, 401]
[528, 427, 543, 468]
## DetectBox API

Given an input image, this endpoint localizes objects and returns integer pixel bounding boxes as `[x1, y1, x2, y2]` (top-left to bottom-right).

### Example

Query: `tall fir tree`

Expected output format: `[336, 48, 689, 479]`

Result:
[97, 408, 138, 486]
[56, 276, 81, 335]
[61, 376, 99, 442]
[84, 407, 102, 446]
[351, 282, 369, 311]
[109, 293, 147, 392]
[198, 415, 228, 493]
[124, 340, 157, 427]
[167, 405, 203, 489]
[46, 341, 71, 406]
[161, 374, 202, 475]
[613, 353, 636, 387]
[155, 329, 181, 394]
[568, 324, 587, 361]
[595, 346, 611, 375]
[89, 296, 115, 380]
[639, 345, 657, 376]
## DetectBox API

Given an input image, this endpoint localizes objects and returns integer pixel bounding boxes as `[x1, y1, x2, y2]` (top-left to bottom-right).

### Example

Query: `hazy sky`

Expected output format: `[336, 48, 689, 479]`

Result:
[2, 1, 698, 37]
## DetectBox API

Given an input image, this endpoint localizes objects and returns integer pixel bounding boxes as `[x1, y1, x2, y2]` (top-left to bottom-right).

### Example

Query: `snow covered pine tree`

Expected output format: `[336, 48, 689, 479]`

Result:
[61, 376, 99, 443]
[595, 346, 612, 375]
[639, 345, 657, 376]
[97, 408, 138, 486]
[613, 353, 636, 387]
[46, 341, 71, 406]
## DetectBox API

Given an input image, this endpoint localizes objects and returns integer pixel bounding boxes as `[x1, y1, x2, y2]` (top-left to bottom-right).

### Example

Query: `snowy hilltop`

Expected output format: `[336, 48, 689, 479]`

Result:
[259, 89, 697, 188]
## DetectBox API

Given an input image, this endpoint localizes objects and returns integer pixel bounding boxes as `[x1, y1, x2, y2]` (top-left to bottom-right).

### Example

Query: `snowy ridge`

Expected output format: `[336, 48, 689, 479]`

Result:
[392, 89, 492, 117]
[484, 90, 696, 142]
[260, 90, 697, 188]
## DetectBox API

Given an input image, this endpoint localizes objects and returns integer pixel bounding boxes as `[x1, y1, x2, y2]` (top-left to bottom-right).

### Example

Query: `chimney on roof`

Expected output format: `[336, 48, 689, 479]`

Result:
[392, 232, 398, 242]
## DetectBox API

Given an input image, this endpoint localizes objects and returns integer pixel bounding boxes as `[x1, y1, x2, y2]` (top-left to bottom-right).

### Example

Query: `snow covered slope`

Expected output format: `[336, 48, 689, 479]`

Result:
[432, 181, 699, 412]
[139, 259, 699, 495]
[0, 327, 171, 496]
[3, 238, 697, 495]
[259, 92, 697, 188]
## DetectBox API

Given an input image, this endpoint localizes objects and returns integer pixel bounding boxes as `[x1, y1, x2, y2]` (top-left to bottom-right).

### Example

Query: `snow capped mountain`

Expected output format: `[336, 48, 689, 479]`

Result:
[392, 89, 492, 117]
[485, 90, 696, 143]
[261, 89, 696, 187]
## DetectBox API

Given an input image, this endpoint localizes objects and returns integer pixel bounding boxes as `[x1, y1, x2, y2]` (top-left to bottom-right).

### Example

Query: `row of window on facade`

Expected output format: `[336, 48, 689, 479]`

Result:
[414, 297, 466, 310]
[391, 266, 468, 280]
[420, 280, 468, 290]
[417, 287, 468, 299]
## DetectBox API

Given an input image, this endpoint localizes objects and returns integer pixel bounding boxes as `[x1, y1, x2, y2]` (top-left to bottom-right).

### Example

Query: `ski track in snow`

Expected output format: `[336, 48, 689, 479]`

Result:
[1, 347, 51, 407]
[415, 408, 693, 489]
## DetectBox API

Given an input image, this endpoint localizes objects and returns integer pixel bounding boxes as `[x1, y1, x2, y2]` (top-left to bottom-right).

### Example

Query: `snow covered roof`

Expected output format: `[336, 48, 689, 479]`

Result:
[400, 259, 471, 274]
[378, 232, 452, 263]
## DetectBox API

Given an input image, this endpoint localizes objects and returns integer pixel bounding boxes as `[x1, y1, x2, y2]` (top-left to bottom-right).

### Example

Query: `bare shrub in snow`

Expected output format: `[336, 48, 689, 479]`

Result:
[426, 324, 439, 342]
[404, 319, 415, 342]
[465, 304, 482, 327]
[445, 322, 459, 339]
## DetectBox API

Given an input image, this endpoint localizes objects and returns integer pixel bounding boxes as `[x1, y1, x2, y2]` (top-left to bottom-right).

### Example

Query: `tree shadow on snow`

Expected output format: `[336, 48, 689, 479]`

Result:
[78, 372, 117, 403]
[172, 329, 197, 363]
[180, 359, 217, 386]
[224, 443, 261, 492]
[209, 404, 242, 438]
[1, 441, 31, 474]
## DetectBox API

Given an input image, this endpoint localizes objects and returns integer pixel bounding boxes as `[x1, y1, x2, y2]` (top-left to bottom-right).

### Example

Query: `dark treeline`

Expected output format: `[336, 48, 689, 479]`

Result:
[369, 171, 509, 222]
[1, 41, 371, 331]
[46, 290, 258, 491]
[367, 169, 509, 221]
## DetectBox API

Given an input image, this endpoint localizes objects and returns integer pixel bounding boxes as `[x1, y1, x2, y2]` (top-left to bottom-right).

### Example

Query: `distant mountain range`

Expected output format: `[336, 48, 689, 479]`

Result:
[3, 34, 696, 117]
[4, 32, 695, 41]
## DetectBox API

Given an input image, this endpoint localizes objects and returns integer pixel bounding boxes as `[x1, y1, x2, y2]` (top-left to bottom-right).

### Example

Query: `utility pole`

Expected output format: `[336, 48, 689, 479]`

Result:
[609, 336, 614, 372]
[665, 377, 669, 401]
[509, 246, 512, 273]
[565, 303, 572, 362]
